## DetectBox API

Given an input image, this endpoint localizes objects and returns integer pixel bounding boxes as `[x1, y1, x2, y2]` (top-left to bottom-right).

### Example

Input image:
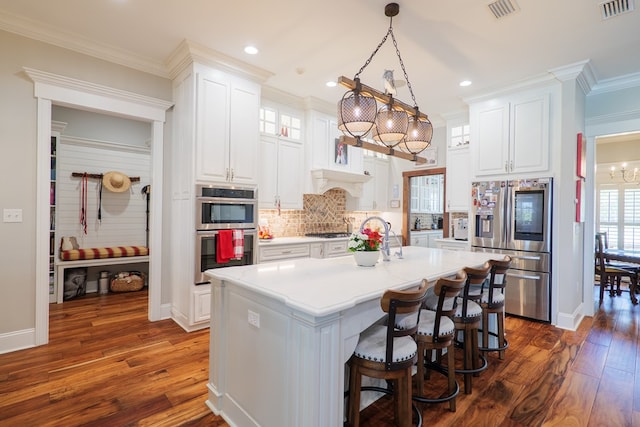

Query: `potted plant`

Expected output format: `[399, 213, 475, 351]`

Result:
[348, 228, 383, 266]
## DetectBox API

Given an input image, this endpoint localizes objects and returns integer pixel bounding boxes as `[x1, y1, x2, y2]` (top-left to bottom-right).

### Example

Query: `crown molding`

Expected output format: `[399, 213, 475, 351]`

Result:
[23, 67, 173, 121]
[549, 59, 597, 95]
[166, 39, 273, 83]
[0, 10, 168, 78]
[589, 72, 640, 97]
[261, 86, 306, 110]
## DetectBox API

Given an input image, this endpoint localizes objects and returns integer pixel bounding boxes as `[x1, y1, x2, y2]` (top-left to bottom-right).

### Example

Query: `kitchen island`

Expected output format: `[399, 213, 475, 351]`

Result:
[205, 246, 496, 427]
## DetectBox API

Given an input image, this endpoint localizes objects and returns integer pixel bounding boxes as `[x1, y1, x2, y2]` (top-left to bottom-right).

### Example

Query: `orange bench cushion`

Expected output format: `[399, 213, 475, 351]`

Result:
[60, 246, 149, 261]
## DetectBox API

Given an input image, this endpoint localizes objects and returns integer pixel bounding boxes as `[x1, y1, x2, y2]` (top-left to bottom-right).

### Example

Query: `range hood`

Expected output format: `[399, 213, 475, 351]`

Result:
[310, 169, 372, 198]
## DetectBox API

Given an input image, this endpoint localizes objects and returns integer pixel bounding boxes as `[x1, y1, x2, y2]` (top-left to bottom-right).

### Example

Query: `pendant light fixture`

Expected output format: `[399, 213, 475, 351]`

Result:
[336, 2, 432, 163]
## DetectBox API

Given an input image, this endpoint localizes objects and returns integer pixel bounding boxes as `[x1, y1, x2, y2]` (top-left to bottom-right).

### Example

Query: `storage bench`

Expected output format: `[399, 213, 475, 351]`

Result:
[55, 246, 149, 303]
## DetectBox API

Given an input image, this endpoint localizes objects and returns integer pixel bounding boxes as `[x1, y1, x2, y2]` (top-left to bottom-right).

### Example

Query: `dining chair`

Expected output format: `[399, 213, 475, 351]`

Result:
[595, 233, 637, 303]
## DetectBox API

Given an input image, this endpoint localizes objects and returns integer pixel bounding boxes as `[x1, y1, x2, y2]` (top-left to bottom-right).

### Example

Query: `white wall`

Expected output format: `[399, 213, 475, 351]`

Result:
[0, 30, 171, 342]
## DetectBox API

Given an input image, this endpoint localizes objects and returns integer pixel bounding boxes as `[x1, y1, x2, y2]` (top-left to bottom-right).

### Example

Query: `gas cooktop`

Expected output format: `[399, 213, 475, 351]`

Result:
[305, 232, 351, 238]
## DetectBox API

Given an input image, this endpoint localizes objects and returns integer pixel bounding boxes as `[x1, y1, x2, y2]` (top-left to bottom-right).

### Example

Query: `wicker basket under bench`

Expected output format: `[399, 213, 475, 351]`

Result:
[55, 246, 149, 304]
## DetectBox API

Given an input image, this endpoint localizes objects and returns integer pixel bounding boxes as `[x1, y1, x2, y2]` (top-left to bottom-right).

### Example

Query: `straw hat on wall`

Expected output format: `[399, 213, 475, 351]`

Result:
[102, 171, 131, 193]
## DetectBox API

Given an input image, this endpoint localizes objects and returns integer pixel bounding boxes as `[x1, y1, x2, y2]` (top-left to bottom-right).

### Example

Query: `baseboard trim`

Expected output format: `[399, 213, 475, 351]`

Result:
[556, 303, 585, 331]
[0, 328, 36, 355]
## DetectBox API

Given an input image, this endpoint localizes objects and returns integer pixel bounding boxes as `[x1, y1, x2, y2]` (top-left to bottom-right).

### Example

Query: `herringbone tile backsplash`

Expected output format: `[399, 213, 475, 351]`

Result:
[259, 189, 373, 237]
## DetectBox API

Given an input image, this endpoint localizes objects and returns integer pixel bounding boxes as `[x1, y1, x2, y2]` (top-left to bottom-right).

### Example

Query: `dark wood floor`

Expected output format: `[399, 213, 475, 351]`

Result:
[0, 286, 638, 426]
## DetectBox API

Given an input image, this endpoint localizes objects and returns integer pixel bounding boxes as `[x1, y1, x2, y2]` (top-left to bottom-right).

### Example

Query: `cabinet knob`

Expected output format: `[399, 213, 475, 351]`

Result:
[230, 168, 235, 181]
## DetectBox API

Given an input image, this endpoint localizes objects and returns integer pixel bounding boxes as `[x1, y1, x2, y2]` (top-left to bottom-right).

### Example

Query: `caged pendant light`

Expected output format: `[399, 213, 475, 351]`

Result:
[337, 2, 432, 163]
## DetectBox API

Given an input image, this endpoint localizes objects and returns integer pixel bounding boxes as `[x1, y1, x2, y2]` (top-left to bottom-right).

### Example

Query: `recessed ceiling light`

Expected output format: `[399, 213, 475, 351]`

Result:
[459, 80, 472, 87]
[244, 45, 258, 55]
[326, 81, 337, 87]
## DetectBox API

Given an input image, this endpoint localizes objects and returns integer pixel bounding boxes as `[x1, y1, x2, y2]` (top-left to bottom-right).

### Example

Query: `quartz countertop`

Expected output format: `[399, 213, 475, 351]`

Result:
[207, 246, 495, 318]
[257, 236, 348, 246]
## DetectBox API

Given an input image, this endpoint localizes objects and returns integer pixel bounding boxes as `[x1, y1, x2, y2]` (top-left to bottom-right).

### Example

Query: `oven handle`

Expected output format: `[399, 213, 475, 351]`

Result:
[197, 197, 257, 204]
[196, 228, 258, 237]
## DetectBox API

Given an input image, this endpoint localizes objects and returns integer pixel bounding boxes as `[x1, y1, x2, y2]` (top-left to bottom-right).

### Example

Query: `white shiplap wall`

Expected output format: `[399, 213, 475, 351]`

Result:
[57, 136, 151, 249]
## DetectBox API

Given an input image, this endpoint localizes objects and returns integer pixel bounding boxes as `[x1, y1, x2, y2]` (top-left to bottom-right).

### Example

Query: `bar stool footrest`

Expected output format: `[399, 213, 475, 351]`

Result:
[477, 329, 509, 353]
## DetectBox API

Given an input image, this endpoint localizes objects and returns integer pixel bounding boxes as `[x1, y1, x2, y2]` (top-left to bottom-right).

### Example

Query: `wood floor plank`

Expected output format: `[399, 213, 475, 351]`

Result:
[540, 370, 599, 426]
[571, 341, 609, 378]
[588, 366, 634, 427]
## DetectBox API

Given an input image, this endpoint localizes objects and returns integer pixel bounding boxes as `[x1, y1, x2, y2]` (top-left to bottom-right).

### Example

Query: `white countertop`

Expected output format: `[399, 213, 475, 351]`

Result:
[207, 246, 495, 318]
[257, 236, 348, 246]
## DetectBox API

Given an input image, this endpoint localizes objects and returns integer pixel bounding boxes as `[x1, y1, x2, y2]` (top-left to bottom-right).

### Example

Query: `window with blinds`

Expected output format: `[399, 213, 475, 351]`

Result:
[597, 184, 640, 250]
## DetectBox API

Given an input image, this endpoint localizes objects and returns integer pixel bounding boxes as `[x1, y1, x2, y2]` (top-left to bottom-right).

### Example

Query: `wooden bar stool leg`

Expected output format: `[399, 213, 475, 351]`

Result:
[348, 364, 361, 427]
[497, 310, 506, 359]
[447, 344, 456, 412]
[482, 310, 489, 353]
[416, 343, 425, 396]
[464, 326, 473, 394]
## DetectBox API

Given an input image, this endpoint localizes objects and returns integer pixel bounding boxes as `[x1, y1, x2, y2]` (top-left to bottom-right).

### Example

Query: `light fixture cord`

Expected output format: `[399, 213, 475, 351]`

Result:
[353, 16, 419, 109]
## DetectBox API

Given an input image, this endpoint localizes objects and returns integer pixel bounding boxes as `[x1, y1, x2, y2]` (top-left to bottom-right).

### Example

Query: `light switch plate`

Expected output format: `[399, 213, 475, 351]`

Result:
[248, 310, 260, 328]
[3, 208, 23, 223]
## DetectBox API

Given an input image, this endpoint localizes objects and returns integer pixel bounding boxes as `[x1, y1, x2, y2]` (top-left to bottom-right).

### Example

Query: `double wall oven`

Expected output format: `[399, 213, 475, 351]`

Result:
[195, 185, 257, 285]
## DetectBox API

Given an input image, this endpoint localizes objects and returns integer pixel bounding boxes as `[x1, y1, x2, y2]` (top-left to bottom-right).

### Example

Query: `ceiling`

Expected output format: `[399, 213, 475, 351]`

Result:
[1, 0, 640, 123]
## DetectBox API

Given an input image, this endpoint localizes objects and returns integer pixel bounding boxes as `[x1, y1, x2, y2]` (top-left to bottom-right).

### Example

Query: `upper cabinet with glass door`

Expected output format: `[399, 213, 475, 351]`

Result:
[258, 104, 304, 210]
[411, 175, 444, 214]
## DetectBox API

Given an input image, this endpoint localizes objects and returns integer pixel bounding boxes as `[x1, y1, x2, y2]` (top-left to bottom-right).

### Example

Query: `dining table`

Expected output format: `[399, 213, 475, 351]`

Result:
[603, 247, 640, 304]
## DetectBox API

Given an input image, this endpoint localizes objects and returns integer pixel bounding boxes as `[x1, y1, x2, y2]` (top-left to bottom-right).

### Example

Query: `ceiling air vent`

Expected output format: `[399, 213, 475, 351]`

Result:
[488, 0, 520, 19]
[600, 0, 635, 20]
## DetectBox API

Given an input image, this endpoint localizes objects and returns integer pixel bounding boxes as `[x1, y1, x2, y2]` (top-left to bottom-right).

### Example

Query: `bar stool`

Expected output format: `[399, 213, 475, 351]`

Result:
[399, 272, 467, 412]
[477, 256, 512, 359]
[454, 264, 491, 394]
[347, 282, 428, 427]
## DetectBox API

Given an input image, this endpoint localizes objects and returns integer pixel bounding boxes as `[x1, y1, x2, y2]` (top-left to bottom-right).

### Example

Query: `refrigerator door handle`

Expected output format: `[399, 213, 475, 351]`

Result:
[511, 255, 542, 261]
[507, 272, 541, 281]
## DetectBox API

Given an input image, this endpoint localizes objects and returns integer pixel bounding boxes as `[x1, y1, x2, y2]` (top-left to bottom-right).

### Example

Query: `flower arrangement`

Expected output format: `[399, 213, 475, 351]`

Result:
[348, 228, 383, 252]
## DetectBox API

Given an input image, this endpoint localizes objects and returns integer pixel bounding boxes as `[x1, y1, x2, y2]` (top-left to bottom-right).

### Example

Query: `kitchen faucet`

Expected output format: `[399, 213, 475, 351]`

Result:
[359, 216, 399, 261]
[387, 222, 404, 259]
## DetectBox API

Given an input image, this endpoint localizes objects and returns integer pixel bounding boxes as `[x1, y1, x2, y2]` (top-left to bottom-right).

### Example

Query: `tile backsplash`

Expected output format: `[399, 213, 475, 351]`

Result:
[259, 189, 376, 237]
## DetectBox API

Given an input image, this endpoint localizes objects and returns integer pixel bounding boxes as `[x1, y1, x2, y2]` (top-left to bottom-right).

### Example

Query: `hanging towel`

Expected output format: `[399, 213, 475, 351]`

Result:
[216, 230, 234, 264]
[232, 229, 244, 260]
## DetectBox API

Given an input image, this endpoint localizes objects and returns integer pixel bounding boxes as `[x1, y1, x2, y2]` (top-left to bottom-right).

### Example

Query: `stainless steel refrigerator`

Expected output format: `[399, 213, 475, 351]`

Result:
[470, 177, 552, 322]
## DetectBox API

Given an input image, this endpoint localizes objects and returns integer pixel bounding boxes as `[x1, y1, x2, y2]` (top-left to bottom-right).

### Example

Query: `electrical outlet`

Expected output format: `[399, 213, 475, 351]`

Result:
[3, 209, 23, 223]
[248, 310, 260, 328]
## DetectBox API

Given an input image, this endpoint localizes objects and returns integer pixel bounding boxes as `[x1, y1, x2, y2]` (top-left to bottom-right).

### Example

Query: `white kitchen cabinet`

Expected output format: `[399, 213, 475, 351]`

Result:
[411, 232, 429, 247]
[196, 68, 260, 185]
[410, 174, 444, 214]
[434, 238, 470, 251]
[411, 230, 443, 248]
[192, 286, 211, 324]
[470, 90, 550, 177]
[258, 134, 303, 209]
[346, 155, 389, 211]
[258, 243, 311, 262]
[310, 243, 323, 258]
[446, 146, 470, 212]
[323, 240, 349, 258]
[427, 231, 443, 248]
[307, 110, 363, 175]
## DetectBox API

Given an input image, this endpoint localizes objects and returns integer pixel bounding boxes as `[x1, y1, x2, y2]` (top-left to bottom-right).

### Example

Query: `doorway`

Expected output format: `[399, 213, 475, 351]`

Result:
[26, 68, 171, 346]
[401, 167, 447, 246]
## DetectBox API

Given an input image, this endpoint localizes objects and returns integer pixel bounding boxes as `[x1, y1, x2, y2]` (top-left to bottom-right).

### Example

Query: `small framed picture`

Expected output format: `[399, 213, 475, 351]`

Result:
[334, 138, 348, 165]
